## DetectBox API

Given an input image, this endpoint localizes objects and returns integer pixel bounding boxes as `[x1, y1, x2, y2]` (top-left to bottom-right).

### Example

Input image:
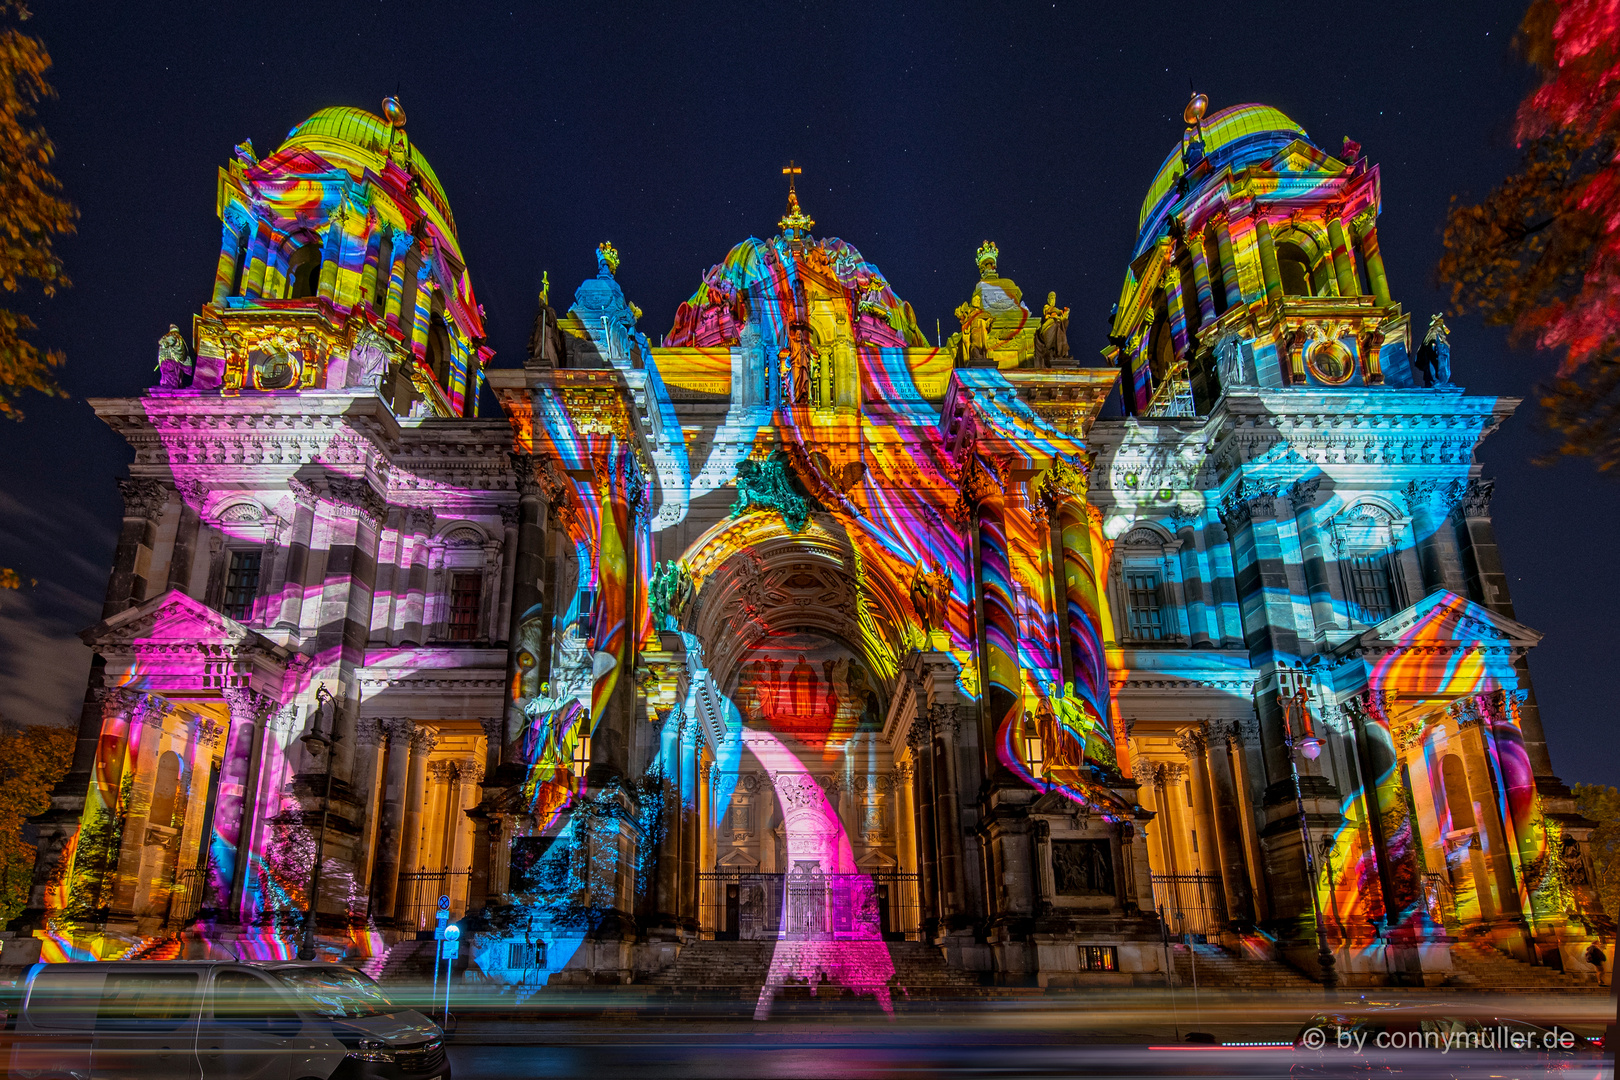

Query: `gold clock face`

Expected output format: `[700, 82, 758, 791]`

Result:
[1306, 338, 1355, 385]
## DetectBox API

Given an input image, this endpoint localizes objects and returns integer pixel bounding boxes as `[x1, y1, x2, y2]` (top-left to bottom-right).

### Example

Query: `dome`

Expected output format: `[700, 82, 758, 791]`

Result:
[1136, 103, 1309, 246]
[277, 105, 456, 236]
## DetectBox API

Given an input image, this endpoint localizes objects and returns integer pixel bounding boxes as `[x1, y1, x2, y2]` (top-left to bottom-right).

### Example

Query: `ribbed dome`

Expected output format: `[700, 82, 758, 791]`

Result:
[1136, 104, 1309, 246]
[278, 106, 456, 236]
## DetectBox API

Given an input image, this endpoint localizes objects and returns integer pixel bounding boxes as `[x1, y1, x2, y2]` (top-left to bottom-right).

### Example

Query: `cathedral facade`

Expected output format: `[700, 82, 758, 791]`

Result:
[7, 95, 1608, 997]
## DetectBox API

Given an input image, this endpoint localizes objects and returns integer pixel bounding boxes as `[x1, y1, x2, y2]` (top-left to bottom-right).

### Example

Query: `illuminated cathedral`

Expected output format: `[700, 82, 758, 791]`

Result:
[5, 93, 1608, 998]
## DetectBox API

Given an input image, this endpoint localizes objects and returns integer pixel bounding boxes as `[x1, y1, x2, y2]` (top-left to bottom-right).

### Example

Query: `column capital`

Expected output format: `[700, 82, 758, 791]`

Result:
[381, 717, 416, 746]
[117, 478, 169, 522]
[410, 726, 440, 755]
[221, 687, 276, 725]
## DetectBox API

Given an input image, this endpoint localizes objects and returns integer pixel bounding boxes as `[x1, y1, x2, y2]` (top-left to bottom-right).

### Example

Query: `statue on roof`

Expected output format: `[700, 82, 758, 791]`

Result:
[955, 297, 995, 364]
[1034, 291, 1071, 366]
[1416, 314, 1454, 388]
[155, 324, 192, 389]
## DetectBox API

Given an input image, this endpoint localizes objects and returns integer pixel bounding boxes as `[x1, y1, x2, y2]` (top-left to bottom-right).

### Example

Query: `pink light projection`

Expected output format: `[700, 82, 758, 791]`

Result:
[745, 730, 894, 1019]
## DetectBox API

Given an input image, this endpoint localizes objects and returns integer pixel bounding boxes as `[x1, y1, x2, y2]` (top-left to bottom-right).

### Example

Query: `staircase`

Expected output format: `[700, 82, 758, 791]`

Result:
[1170, 943, 1322, 990]
[1445, 940, 1602, 991]
[376, 938, 435, 984]
[639, 940, 772, 994]
[886, 941, 985, 993]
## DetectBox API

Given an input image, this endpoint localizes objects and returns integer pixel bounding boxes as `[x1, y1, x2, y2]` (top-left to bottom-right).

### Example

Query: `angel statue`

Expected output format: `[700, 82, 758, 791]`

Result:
[155, 324, 193, 388]
[909, 559, 952, 637]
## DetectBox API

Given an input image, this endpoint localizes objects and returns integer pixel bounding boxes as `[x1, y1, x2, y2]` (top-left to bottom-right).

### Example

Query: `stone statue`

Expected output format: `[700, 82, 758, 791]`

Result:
[1416, 314, 1453, 388]
[155, 324, 192, 388]
[908, 558, 951, 635]
[345, 325, 392, 389]
[731, 450, 810, 532]
[1033, 291, 1071, 366]
[955, 298, 994, 363]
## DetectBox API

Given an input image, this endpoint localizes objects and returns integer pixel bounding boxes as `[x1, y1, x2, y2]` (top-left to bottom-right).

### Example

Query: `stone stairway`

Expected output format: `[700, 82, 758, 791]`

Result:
[639, 940, 773, 992]
[1446, 940, 1602, 991]
[886, 941, 986, 992]
[1169, 943, 1322, 990]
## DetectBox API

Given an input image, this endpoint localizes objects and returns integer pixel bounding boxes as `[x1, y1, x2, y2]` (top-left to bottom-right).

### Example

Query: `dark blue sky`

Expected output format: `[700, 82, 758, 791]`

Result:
[1, 1, 1613, 786]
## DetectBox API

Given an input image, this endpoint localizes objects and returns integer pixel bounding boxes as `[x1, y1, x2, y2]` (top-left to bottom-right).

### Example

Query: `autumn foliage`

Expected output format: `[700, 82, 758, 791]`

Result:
[0, 721, 72, 927]
[1438, 0, 1620, 469]
[0, 2, 74, 421]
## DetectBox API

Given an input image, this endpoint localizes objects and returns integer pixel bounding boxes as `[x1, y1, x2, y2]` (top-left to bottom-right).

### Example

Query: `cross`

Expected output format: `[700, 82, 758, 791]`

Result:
[782, 160, 801, 195]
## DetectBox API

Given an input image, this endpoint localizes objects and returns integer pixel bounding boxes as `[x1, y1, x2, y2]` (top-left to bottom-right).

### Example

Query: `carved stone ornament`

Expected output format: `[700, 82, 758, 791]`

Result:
[404, 506, 437, 534]
[1218, 479, 1279, 528]
[1461, 477, 1495, 518]
[322, 476, 388, 525]
[118, 478, 169, 522]
[410, 727, 441, 754]
[221, 687, 276, 725]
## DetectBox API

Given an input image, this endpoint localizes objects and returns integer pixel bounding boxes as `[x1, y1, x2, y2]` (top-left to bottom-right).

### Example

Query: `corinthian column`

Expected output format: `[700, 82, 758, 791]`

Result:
[391, 725, 439, 924]
[370, 719, 414, 921]
[215, 688, 276, 919]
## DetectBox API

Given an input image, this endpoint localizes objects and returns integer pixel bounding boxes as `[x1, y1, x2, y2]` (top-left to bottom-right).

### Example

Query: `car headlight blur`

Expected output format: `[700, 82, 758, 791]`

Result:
[347, 1037, 396, 1062]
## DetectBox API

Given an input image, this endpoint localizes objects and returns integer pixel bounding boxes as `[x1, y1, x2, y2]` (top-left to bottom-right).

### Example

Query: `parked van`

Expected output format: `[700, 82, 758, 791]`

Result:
[5, 959, 448, 1079]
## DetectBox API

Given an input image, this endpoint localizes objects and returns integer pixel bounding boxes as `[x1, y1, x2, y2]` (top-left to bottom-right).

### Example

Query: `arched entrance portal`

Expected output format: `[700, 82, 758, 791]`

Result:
[680, 513, 922, 944]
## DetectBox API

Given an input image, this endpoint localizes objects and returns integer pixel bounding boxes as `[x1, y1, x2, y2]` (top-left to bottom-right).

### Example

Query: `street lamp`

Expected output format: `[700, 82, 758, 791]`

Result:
[1278, 665, 1337, 992]
[298, 684, 341, 962]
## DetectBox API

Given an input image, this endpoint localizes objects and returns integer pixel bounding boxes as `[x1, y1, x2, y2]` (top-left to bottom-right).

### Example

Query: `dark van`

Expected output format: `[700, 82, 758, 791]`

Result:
[6, 959, 448, 1079]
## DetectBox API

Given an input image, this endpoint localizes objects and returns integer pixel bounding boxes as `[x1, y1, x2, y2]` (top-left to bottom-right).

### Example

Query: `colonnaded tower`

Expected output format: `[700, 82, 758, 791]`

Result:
[5, 95, 1608, 1000]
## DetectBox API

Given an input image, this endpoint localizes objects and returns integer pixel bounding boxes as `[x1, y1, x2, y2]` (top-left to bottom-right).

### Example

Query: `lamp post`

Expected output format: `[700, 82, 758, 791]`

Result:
[1279, 665, 1337, 992]
[298, 684, 341, 962]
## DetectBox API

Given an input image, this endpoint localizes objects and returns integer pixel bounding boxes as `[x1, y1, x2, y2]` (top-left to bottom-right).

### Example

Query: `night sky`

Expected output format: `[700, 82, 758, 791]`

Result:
[1, 1, 1613, 786]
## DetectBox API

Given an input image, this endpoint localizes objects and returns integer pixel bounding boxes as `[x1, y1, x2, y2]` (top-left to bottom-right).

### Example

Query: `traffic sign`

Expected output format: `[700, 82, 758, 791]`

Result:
[438, 894, 451, 910]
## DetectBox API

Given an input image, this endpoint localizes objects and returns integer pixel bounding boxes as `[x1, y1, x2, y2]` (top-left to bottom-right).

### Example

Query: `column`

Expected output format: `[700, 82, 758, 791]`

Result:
[211, 219, 246, 304]
[313, 480, 383, 780]
[1179, 728, 1220, 880]
[381, 230, 415, 332]
[371, 719, 413, 921]
[348, 718, 385, 891]
[356, 219, 384, 313]
[1188, 233, 1217, 326]
[242, 219, 272, 301]
[275, 482, 317, 632]
[424, 760, 454, 874]
[1165, 259, 1191, 356]
[1405, 481, 1468, 597]
[449, 761, 482, 913]
[391, 725, 438, 924]
[1216, 217, 1244, 307]
[370, 509, 402, 642]
[1356, 217, 1391, 306]
[1204, 726, 1256, 923]
[1055, 497, 1111, 728]
[972, 461, 1018, 771]
[1171, 514, 1212, 648]
[204, 689, 273, 917]
[677, 720, 699, 927]
[894, 762, 917, 876]
[109, 703, 167, 914]
[496, 504, 520, 647]
[503, 458, 550, 755]
[104, 480, 168, 618]
[909, 722, 939, 929]
[1289, 481, 1336, 633]
[1254, 215, 1283, 305]
[1327, 213, 1359, 298]
[397, 508, 434, 645]
[165, 497, 202, 596]
[931, 706, 969, 926]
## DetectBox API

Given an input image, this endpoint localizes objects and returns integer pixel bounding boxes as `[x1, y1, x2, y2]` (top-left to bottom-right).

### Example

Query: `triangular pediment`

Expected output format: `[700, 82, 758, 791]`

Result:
[81, 589, 275, 652]
[1259, 138, 1346, 177]
[1346, 590, 1542, 653]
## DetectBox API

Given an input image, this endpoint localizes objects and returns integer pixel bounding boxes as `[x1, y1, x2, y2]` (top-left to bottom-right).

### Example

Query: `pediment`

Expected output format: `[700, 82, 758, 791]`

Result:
[1260, 138, 1345, 176]
[716, 847, 759, 870]
[1347, 590, 1542, 653]
[81, 589, 276, 653]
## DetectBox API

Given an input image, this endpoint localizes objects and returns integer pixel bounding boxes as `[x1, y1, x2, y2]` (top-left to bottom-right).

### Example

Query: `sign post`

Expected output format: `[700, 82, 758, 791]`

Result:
[440, 923, 461, 1023]
[430, 895, 450, 1015]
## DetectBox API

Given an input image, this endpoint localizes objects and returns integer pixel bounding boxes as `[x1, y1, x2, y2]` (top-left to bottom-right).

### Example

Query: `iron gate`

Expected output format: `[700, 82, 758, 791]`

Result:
[1150, 872, 1227, 938]
[700, 869, 919, 940]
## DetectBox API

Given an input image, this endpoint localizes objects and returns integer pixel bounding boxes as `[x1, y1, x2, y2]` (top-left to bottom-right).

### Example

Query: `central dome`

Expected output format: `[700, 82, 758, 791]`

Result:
[278, 105, 456, 237]
[1136, 103, 1308, 249]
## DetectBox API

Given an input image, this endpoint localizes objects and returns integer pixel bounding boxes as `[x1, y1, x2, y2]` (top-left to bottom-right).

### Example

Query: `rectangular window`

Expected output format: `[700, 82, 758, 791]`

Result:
[447, 572, 481, 641]
[1124, 570, 1166, 641]
[1077, 945, 1119, 971]
[223, 551, 261, 622]
[1348, 553, 1395, 623]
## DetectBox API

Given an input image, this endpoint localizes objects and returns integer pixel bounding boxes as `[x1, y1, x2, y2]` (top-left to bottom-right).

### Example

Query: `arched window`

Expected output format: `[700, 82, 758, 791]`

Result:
[1331, 503, 1406, 625]
[1111, 527, 1183, 644]
[285, 242, 321, 300]
[1146, 302, 1175, 390]
[426, 313, 452, 390]
[1204, 225, 1230, 316]
[1277, 242, 1314, 297]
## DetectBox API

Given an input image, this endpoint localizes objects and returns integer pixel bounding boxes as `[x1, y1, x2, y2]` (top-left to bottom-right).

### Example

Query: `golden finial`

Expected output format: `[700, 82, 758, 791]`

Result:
[778, 181, 814, 237]
[1183, 90, 1208, 127]
[382, 96, 407, 128]
[596, 242, 620, 277]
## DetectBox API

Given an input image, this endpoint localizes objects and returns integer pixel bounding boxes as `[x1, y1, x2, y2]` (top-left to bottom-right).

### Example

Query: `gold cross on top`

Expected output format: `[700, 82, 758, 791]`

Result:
[782, 160, 801, 194]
